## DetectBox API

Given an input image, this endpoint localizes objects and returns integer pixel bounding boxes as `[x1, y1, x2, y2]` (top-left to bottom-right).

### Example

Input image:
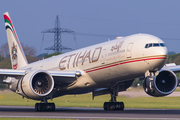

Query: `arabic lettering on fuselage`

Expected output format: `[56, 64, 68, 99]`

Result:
[111, 41, 124, 52]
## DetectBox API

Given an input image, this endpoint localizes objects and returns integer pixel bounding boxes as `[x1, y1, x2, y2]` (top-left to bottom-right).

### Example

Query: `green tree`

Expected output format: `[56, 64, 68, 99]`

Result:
[0, 42, 39, 66]
[167, 53, 180, 65]
[44, 52, 62, 59]
[131, 78, 143, 87]
[0, 43, 39, 89]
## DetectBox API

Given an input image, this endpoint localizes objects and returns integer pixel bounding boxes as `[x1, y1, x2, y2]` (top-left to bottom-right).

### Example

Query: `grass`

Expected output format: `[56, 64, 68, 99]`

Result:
[0, 90, 180, 109]
[175, 87, 180, 91]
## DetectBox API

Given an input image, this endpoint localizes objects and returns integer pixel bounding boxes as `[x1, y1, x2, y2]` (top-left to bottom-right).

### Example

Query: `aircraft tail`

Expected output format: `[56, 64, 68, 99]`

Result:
[3, 12, 28, 69]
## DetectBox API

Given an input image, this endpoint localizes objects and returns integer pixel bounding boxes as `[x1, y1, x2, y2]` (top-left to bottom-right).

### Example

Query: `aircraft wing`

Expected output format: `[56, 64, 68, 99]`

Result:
[161, 63, 180, 73]
[0, 69, 79, 83]
[0, 69, 25, 82]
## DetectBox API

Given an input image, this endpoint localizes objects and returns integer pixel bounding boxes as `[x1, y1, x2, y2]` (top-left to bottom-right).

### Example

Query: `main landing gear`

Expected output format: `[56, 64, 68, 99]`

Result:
[103, 84, 124, 111]
[104, 102, 124, 111]
[35, 99, 55, 111]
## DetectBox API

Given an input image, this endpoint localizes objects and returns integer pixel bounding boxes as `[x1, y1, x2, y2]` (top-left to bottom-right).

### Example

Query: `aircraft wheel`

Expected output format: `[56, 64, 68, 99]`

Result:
[35, 103, 42, 111]
[35, 103, 38, 111]
[46, 103, 55, 111]
[103, 102, 124, 111]
[35, 103, 55, 111]
[119, 102, 124, 110]
[51, 103, 55, 111]
[103, 102, 108, 110]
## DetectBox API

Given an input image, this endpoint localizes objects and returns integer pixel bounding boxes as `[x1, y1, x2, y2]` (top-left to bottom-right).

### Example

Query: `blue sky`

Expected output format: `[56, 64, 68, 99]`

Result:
[1, 0, 180, 54]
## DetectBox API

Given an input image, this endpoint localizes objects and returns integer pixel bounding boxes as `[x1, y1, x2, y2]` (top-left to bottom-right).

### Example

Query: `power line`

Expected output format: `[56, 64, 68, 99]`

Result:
[161, 38, 180, 41]
[75, 32, 117, 38]
[75, 32, 180, 41]
[41, 16, 77, 53]
[59, 15, 180, 26]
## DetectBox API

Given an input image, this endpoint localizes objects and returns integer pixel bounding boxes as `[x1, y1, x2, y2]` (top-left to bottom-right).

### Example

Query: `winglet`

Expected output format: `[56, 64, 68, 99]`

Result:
[3, 12, 28, 69]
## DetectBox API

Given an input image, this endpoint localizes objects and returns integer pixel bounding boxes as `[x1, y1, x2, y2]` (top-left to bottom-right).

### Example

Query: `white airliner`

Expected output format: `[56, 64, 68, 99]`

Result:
[2, 12, 178, 111]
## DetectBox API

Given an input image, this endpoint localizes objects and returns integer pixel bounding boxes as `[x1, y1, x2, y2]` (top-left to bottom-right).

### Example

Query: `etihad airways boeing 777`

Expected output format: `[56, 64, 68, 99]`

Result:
[1, 12, 178, 111]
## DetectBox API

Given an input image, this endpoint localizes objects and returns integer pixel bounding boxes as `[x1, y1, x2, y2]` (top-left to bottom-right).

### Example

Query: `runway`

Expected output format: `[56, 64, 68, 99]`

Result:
[0, 106, 180, 119]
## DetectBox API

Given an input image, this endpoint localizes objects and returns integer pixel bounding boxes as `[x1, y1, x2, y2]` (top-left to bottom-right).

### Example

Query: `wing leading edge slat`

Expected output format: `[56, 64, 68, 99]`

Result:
[0, 69, 78, 83]
[162, 63, 180, 73]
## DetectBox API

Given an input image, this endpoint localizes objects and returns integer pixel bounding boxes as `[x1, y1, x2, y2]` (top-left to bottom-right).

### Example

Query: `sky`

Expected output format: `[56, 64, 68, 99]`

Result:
[0, 0, 180, 55]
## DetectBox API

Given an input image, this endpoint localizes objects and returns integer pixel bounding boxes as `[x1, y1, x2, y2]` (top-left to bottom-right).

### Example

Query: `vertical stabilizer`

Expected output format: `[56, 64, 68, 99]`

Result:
[3, 12, 28, 69]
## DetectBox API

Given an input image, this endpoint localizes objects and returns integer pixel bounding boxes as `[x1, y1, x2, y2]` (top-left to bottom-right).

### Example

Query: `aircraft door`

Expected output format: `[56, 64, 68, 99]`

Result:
[126, 43, 133, 58]
[101, 48, 107, 64]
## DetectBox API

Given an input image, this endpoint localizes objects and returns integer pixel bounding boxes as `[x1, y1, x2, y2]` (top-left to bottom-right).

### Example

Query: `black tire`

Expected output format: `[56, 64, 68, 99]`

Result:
[35, 102, 56, 112]
[39, 103, 43, 111]
[119, 102, 124, 111]
[115, 102, 120, 110]
[103, 102, 124, 111]
[35, 103, 42, 111]
[103, 102, 108, 110]
[35, 103, 39, 111]
[51, 103, 55, 111]
[48, 103, 55, 111]
[109, 102, 115, 110]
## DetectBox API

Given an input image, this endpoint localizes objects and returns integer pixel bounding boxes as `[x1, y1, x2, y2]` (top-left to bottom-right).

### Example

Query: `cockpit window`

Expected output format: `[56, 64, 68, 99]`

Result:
[149, 43, 152, 47]
[145, 43, 165, 48]
[153, 43, 159, 47]
[145, 44, 149, 48]
[160, 43, 165, 47]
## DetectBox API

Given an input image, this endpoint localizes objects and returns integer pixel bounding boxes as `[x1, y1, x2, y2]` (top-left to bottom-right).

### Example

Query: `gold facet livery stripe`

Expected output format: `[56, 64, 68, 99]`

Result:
[85, 55, 167, 73]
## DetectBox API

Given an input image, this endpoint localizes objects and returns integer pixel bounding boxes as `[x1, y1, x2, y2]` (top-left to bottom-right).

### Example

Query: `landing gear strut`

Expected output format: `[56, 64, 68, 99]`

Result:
[35, 99, 55, 111]
[103, 84, 124, 111]
[144, 71, 158, 94]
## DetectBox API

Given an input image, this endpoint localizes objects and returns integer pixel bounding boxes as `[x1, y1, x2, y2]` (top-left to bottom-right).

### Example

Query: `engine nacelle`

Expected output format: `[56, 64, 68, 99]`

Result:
[21, 70, 54, 100]
[143, 70, 178, 97]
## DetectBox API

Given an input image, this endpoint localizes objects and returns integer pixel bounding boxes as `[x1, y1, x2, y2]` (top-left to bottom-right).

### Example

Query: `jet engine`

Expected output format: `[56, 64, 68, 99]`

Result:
[21, 70, 54, 100]
[143, 70, 177, 97]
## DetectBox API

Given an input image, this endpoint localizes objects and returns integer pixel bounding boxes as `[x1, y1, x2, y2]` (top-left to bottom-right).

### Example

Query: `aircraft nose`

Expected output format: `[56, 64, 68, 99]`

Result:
[155, 45, 168, 56]
[161, 47, 168, 55]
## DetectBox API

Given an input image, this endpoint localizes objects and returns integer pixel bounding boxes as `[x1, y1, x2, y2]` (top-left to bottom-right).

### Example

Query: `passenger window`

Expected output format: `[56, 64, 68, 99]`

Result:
[153, 43, 159, 47]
